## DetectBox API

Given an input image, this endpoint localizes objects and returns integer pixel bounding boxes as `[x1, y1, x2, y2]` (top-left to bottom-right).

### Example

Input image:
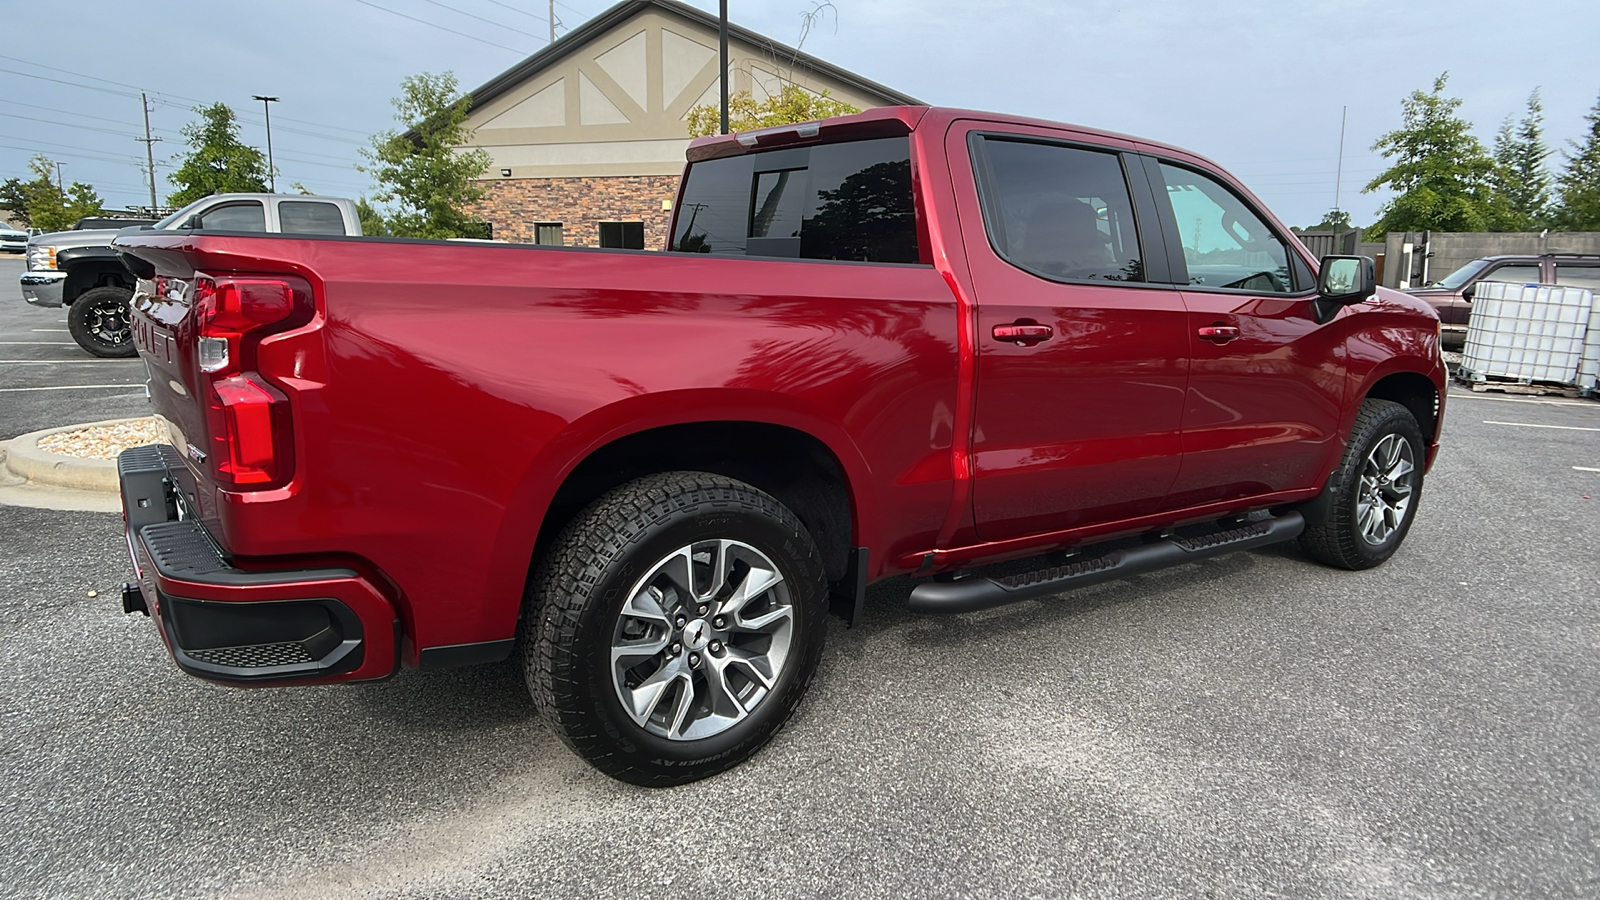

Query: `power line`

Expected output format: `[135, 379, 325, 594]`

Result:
[0, 111, 139, 139]
[417, 0, 544, 40]
[0, 143, 146, 167]
[0, 98, 147, 130]
[0, 66, 142, 99]
[350, 0, 527, 53]
[0, 54, 373, 144]
[478, 0, 552, 23]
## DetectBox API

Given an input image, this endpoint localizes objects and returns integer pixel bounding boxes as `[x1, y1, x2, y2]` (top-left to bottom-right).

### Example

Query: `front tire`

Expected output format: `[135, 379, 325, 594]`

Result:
[67, 285, 137, 358]
[521, 472, 828, 786]
[1299, 398, 1426, 570]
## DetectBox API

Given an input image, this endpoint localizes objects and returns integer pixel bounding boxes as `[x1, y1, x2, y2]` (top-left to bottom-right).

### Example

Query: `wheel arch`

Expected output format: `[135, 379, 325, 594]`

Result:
[1363, 369, 1441, 445]
[61, 257, 135, 304]
[481, 391, 877, 640]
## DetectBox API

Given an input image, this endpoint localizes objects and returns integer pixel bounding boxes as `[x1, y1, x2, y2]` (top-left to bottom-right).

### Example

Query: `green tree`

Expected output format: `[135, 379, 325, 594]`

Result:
[1363, 73, 1501, 238]
[361, 71, 490, 239]
[355, 197, 388, 236]
[1297, 209, 1353, 232]
[687, 84, 860, 138]
[168, 103, 270, 206]
[1489, 89, 1553, 230]
[0, 156, 104, 232]
[1551, 90, 1600, 231]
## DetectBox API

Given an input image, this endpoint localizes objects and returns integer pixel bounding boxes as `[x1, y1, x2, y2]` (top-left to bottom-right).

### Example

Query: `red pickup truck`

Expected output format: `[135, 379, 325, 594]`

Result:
[112, 106, 1445, 785]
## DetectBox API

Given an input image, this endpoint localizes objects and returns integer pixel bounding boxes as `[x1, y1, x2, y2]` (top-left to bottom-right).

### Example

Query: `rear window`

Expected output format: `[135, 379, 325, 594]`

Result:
[278, 201, 347, 235]
[670, 136, 920, 264]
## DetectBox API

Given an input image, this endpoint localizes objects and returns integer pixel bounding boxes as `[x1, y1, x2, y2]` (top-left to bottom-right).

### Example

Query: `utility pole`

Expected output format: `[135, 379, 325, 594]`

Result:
[549, 0, 555, 43]
[137, 92, 161, 211]
[54, 161, 64, 193]
[1333, 105, 1347, 223]
[719, 0, 729, 134]
[252, 95, 279, 192]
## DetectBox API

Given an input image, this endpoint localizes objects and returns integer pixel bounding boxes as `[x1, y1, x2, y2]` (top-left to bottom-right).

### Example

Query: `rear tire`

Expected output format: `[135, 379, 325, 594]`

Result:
[1299, 398, 1426, 570]
[67, 285, 137, 358]
[521, 471, 828, 786]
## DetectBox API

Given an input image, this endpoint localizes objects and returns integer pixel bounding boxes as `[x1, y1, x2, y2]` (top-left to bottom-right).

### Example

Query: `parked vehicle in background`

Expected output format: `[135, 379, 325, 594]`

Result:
[1, 225, 27, 253]
[1407, 253, 1600, 347]
[20, 194, 362, 357]
[112, 106, 1446, 786]
[74, 216, 161, 231]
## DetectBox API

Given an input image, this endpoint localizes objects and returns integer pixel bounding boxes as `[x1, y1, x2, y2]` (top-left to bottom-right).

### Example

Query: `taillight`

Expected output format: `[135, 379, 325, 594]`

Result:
[191, 272, 312, 489]
[207, 375, 288, 485]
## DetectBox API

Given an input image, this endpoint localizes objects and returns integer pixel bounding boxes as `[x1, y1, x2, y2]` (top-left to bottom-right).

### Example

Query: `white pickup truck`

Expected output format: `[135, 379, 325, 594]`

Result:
[21, 193, 361, 357]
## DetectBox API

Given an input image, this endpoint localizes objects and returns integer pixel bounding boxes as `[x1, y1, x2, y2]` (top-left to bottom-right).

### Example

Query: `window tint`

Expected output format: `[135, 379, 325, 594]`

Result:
[1483, 264, 1541, 285]
[1435, 260, 1488, 290]
[599, 221, 644, 250]
[1555, 265, 1600, 291]
[1157, 162, 1291, 293]
[534, 223, 563, 246]
[670, 136, 919, 263]
[977, 138, 1143, 282]
[278, 201, 346, 235]
[194, 202, 265, 232]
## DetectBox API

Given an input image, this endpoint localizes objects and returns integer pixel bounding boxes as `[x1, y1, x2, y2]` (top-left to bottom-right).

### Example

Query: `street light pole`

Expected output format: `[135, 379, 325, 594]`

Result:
[252, 95, 279, 192]
[718, 0, 729, 135]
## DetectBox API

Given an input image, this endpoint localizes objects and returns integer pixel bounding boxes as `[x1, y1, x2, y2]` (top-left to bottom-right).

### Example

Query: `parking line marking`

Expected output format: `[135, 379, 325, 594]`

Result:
[0, 384, 142, 393]
[1576, 466, 1600, 472]
[30, 328, 68, 332]
[1448, 393, 1596, 408]
[0, 359, 133, 364]
[0, 341, 77, 345]
[1483, 420, 1600, 432]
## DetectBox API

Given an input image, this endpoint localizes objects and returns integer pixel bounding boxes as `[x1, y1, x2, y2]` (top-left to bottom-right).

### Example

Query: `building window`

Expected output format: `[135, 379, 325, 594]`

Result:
[599, 221, 645, 250]
[534, 223, 564, 246]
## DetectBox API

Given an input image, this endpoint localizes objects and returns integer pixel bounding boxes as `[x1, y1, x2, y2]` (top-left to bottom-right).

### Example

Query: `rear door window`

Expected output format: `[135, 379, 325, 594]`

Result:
[671, 136, 920, 264]
[1554, 264, 1600, 292]
[973, 137, 1144, 283]
[278, 201, 347, 235]
[193, 202, 266, 232]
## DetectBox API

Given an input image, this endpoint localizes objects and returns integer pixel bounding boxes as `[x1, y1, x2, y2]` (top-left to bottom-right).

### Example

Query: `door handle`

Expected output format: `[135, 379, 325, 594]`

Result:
[993, 322, 1053, 346]
[1197, 325, 1241, 343]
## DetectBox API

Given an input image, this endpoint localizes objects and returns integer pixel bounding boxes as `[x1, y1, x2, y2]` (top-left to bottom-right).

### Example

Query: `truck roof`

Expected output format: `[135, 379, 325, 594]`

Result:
[685, 105, 1215, 169]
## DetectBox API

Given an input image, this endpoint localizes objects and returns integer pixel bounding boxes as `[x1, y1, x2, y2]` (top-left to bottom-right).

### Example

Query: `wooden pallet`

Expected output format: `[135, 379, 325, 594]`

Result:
[1454, 370, 1584, 397]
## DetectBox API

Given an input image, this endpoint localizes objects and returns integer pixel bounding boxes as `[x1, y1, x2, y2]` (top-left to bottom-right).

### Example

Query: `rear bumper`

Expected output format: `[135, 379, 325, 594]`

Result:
[20, 271, 66, 307]
[118, 444, 399, 685]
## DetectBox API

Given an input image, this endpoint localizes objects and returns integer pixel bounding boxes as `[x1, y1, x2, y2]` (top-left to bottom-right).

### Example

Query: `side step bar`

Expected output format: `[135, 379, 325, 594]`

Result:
[908, 511, 1305, 614]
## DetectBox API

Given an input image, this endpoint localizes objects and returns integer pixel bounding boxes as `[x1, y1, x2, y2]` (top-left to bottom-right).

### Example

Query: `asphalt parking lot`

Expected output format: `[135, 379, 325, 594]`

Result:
[2, 251, 1599, 899]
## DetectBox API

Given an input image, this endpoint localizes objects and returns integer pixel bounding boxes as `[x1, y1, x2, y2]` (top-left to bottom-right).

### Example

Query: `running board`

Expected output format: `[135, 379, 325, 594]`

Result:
[908, 512, 1305, 614]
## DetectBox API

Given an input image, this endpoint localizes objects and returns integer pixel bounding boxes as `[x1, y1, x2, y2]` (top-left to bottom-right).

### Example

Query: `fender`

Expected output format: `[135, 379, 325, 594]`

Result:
[1337, 289, 1448, 453]
[58, 245, 135, 302]
[475, 387, 881, 640]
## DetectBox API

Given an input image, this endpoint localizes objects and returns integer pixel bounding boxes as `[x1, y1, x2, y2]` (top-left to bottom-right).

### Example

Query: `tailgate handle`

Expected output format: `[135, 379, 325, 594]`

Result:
[993, 322, 1053, 346]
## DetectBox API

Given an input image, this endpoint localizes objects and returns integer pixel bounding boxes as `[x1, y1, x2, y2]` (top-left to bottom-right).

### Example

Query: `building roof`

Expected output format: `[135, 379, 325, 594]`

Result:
[460, 0, 923, 113]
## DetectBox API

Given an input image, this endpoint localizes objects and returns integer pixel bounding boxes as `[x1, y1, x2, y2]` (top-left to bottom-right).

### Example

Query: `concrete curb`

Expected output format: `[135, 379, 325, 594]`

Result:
[0, 418, 145, 494]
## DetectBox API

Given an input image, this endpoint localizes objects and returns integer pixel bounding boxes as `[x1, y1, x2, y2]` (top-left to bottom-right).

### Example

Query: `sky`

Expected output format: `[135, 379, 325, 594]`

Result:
[4, 0, 1598, 230]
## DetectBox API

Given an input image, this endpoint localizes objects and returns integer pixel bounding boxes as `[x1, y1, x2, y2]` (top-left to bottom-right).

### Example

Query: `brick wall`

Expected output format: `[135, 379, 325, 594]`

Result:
[467, 175, 681, 248]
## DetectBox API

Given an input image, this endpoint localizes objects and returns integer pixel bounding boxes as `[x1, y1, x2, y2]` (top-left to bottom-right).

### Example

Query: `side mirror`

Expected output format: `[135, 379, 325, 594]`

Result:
[179, 216, 201, 230]
[1461, 284, 1476, 301]
[1317, 255, 1376, 305]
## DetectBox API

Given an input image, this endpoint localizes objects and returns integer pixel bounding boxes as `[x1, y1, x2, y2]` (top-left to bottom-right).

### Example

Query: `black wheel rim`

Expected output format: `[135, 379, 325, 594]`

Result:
[87, 296, 130, 348]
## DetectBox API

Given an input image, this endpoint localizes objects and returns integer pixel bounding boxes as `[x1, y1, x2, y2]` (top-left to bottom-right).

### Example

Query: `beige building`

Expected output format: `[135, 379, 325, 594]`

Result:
[457, 0, 920, 248]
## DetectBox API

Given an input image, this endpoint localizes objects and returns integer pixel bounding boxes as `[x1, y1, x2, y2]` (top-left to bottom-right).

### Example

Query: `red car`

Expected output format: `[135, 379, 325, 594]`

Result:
[111, 106, 1445, 784]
